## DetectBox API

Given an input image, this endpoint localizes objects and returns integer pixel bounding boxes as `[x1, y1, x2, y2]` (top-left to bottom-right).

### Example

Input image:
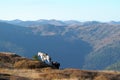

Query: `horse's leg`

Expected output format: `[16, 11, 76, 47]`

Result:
[43, 57, 47, 63]
[41, 57, 44, 62]
[47, 56, 51, 64]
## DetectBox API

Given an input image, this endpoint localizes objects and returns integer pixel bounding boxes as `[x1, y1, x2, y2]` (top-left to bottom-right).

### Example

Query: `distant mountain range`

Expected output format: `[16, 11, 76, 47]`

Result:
[0, 19, 120, 70]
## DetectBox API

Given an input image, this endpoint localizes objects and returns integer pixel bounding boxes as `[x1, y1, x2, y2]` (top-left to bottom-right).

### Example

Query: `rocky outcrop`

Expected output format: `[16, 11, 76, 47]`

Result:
[0, 52, 53, 69]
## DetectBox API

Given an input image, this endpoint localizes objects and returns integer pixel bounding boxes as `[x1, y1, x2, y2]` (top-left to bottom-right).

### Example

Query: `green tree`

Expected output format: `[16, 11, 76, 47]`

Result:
[32, 55, 40, 61]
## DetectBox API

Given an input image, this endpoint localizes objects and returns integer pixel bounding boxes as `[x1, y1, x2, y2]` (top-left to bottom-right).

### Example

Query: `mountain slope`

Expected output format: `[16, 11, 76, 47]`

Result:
[1, 20, 120, 70]
[0, 21, 92, 69]
[25, 21, 120, 70]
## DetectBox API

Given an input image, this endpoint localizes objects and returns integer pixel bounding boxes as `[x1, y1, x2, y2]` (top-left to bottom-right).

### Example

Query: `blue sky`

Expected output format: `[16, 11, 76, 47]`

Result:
[0, 0, 120, 21]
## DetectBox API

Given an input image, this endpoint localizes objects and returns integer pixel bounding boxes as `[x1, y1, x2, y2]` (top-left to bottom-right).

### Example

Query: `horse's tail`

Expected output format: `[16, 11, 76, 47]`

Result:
[49, 57, 52, 62]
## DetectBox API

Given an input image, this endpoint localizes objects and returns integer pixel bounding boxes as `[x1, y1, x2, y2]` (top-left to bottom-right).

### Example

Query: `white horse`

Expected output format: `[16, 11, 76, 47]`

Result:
[38, 52, 51, 63]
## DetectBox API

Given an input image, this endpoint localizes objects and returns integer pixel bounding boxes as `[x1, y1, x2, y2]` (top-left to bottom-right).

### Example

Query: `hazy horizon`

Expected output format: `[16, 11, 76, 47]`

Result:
[1, 19, 120, 23]
[0, 0, 120, 21]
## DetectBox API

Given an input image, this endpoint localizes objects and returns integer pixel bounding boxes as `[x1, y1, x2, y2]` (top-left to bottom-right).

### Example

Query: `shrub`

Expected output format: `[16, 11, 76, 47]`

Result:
[32, 55, 40, 61]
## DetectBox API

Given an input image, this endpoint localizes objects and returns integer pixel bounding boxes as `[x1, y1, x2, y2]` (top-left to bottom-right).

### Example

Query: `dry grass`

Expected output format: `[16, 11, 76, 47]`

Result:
[98, 70, 120, 74]
[1, 68, 120, 80]
[0, 68, 40, 79]
[14, 60, 39, 69]
[14, 59, 52, 69]
[94, 75, 110, 80]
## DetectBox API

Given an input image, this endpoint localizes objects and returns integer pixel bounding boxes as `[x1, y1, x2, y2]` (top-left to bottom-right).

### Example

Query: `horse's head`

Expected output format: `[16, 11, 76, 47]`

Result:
[38, 52, 43, 56]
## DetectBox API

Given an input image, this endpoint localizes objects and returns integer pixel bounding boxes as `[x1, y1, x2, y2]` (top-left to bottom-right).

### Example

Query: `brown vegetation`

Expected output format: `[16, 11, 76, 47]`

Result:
[1, 68, 120, 80]
[14, 60, 51, 69]
[0, 52, 28, 68]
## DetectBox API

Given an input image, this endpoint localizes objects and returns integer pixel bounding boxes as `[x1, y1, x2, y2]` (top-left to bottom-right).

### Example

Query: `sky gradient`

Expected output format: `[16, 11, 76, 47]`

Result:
[0, 0, 120, 21]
